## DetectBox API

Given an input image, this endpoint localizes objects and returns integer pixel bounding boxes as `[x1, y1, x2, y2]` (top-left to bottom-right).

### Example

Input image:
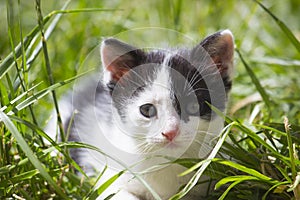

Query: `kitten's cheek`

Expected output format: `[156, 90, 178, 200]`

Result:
[127, 111, 153, 128]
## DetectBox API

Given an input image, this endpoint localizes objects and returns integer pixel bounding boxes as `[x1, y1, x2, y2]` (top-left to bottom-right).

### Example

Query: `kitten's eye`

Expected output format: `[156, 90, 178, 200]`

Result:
[140, 103, 157, 118]
[186, 102, 200, 115]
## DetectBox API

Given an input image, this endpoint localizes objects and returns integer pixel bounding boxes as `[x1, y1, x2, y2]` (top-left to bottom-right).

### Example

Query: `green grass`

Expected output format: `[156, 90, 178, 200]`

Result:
[0, 0, 300, 199]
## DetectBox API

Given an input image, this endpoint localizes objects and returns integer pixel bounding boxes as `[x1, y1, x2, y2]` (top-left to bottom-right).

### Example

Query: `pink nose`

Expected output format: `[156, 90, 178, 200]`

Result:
[162, 127, 179, 141]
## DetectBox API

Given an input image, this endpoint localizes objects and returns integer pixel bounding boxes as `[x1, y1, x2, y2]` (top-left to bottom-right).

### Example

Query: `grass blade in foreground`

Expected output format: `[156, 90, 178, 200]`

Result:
[9, 70, 93, 114]
[86, 171, 124, 200]
[214, 159, 279, 185]
[284, 117, 300, 199]
[0, 111, 67, 199]
[236, 49, 272, 110]
[253, 0, 300, 52]
[217, 176, 259, 200]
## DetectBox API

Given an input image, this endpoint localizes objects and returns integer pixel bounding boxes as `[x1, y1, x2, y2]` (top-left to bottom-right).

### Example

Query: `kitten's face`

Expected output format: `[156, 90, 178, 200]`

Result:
[123, 62, 199, 153]
[101, 30, 234, 158]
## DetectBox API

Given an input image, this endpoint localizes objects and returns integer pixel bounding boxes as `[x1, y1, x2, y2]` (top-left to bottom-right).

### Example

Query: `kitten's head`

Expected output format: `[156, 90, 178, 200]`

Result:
[100, 30, 234, 159]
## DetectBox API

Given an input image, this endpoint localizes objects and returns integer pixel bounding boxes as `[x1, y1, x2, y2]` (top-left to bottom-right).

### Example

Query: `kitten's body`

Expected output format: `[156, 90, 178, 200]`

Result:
[46, 30, 234, 199]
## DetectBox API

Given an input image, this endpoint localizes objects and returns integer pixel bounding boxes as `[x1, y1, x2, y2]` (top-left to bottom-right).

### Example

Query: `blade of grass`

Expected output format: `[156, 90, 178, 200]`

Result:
[35, 0, 66, 143]
[10, 82, 41, 105]
[47, 8, 121, 15]
[6, 0, 27, 94]
[254, 124, 287, 137]
[0, 111, 68, 198]
[0, 169, 39, 187]
[217, 178, 252, 200]
[288, 172, 300, 199]
[17, 1, 27, 84]
[65, 171, 92, 192]
[284, 117, 296, 179]
[274, 164, 292, 183]
[284, 117, 300, 198]
[87, 171, 125, 200]
[0, 81, 42, 113]
[236, 49, 272, 110]
[0, 165, 11, 175]
[214, 158, 279, 185]
[250, 57, 300, 67]
[206, 101, 235, 124]
[215, 175, 259, 190]
[5, 70, 93, 115]
[84, 165, 108, 198]
[253, 0, 300, 52]
[262, 181, 290, 200]
[264, 122, 300, 135]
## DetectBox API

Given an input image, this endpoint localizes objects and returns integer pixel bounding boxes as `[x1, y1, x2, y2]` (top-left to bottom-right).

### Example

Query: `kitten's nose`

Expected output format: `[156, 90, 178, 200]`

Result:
[162, 126, 179, 141]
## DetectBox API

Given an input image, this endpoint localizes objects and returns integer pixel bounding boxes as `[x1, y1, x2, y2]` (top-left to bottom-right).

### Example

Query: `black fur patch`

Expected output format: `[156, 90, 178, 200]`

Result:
[109, 49, 231, 121]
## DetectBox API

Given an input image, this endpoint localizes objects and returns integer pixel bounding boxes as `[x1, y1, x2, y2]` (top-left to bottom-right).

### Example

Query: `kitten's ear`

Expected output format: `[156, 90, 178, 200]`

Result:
[100, 38, 145, 86]
[192, 30, 234, 79]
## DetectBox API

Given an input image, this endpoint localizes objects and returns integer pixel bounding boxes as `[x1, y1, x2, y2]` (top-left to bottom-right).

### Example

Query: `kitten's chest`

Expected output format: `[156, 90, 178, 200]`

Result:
[125, 164, 192, 199]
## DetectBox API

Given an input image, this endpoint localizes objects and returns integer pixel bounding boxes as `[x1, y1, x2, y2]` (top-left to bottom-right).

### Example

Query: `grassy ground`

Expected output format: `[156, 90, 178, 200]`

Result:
[0, 0, 300, 199]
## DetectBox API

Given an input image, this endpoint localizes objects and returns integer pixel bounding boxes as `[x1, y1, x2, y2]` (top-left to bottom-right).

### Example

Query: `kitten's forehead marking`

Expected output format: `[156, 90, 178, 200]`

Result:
[153, 52, 174, 88]
[139, 52, 175, 106]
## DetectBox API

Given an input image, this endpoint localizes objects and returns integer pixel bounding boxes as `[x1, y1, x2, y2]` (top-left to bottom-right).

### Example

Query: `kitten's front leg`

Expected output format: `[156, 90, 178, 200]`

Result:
[108, 190, 140, 200]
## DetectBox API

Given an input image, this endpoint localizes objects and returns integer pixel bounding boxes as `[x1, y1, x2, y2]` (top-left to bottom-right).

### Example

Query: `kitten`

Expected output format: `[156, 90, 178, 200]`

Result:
[46, 30, 234, 199]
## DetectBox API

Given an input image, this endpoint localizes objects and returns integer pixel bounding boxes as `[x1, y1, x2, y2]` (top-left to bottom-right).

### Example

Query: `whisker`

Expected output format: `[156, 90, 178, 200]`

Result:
[196, 130, 221, 137]
[135, 138, 161, 154]
[187, 87, 214, 96]
[128, 67, 147, 83]
[186, 70, 220, 95]
[183, 69, 196, 92]
[121, 75, 142, 88]
[185, 69, 199, 91]
[136, 142, 150, 153]
[189, 70, 219, 89]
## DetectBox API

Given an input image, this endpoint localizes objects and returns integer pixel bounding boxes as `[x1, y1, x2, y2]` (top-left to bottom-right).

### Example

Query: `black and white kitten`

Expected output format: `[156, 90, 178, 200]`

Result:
[47, 30, 234, 199]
